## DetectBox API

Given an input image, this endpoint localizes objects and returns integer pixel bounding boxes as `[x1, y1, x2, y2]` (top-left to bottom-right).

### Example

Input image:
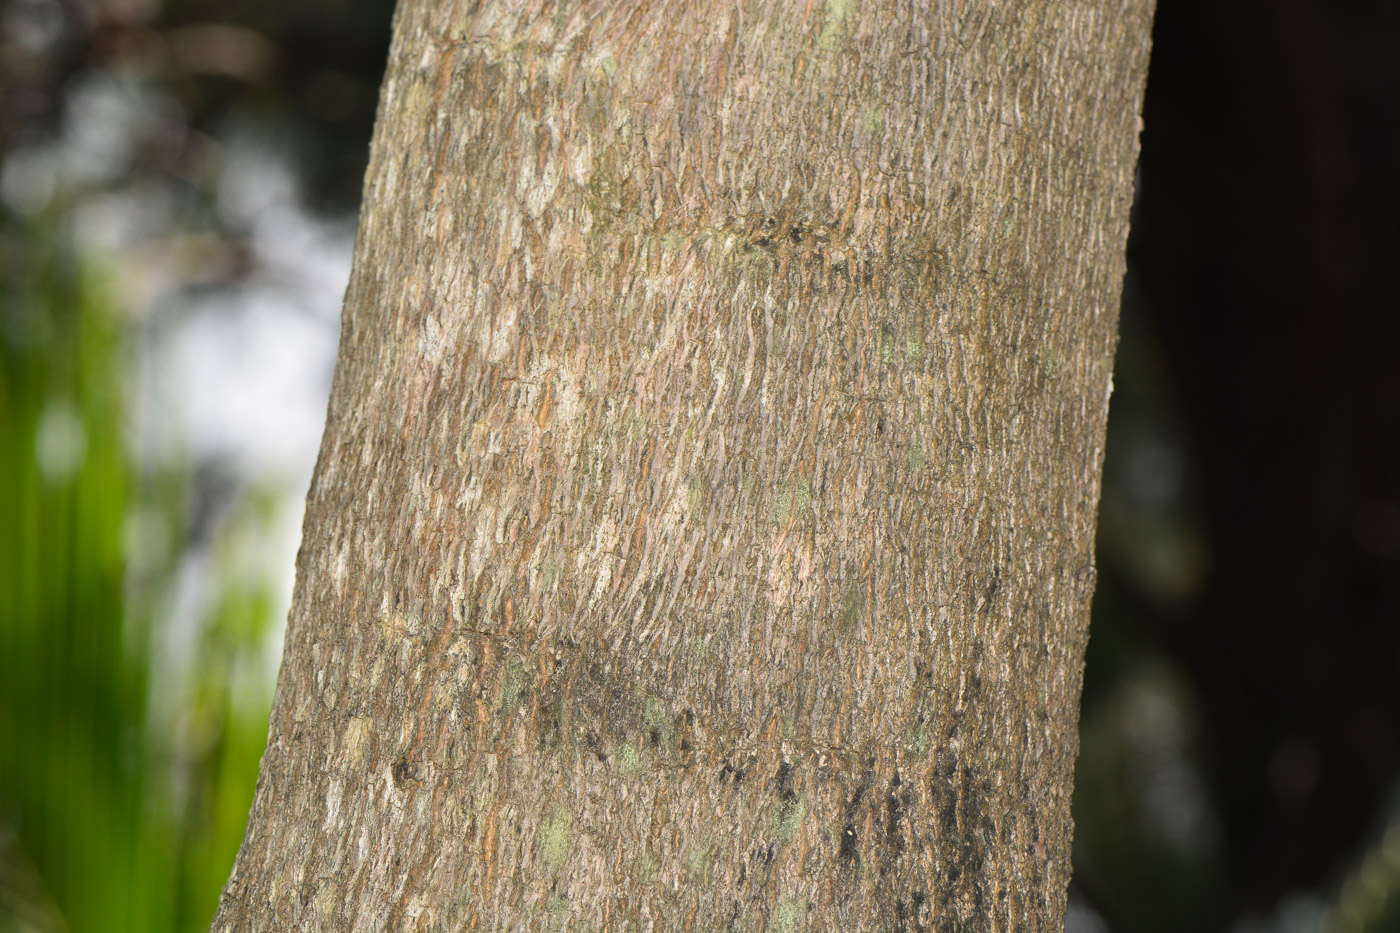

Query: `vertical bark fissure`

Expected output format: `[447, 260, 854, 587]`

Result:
[213, 1, 1153, 931]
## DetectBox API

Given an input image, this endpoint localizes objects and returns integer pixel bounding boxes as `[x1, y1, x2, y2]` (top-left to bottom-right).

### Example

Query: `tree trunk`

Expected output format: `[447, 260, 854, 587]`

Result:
[211, 1, 1152, 931]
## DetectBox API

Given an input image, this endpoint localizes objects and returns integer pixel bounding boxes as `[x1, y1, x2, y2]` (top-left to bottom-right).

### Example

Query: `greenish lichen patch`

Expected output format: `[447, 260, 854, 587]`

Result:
[538, 808, 573, 866]
[540, 552, 562, 591]
[908, 434, 927, 474]
[906, 719, 930, 760]
[546, 895, 570, 927]
[658, 229, 690, 255]
[687, 473, 709, 513]
[634, 847, 659, 884]
[773, 793, 806, 843]
[880, 325, 900, 365]
[499, 654, 531, 714]
[684, 842, 714, 883]
[905, 322, 927, 360]
[642, 697, 676, 753]
[771, 478, 813, 526]
[818, 0, 855, 51]
[773, 896, 805, 933]
[877, 320, 927, 367]
[826, 0, 855, 19]
[615, 740, 642, 776]
[686, 633, 708, 661]
[839, 580, 866, 633]
[861, 103, 885, 137]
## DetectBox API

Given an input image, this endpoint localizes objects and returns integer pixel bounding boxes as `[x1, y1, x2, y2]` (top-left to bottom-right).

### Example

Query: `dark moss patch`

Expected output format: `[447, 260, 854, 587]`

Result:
[536, 691, 570, 751]
[391, 757, 417, 787]
[838, 579, 866, 633]
[885, 772, 911, 856]
[838, 823, 859, 861]
[773, 761, 797, 798]
[928, 756, 996, 914]
[771, 760, 805, 842]
[719, 760, 748, 785]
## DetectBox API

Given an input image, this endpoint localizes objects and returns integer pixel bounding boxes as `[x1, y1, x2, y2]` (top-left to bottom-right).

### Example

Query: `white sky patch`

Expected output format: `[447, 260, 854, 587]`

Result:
[147, 290, 338, 479]
[134, 138, 349, 484]
[82, 126, 356, 743]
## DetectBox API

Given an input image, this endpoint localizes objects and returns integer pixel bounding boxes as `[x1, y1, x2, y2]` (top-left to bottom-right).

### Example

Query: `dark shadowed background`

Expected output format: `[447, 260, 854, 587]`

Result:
[1, 1, 1397, 931]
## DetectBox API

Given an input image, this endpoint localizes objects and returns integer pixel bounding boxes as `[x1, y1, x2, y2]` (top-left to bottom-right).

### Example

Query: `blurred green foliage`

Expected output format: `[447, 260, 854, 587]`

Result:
[0, 219, 279, 932]
[0, 220, 159, 932]
[0, 0, 393, 925]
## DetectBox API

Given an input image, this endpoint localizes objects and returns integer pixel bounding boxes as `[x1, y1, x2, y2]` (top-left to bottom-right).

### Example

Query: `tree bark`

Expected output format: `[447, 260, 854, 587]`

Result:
[212, 1, 1152, 930]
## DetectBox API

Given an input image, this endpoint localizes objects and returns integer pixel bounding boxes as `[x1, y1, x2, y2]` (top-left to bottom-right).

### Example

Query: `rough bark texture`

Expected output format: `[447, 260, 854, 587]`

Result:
[212, 1, 1152, 931]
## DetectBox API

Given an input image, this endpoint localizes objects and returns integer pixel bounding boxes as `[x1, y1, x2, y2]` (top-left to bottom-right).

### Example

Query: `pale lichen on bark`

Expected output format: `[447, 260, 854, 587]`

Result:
[212, 1, 1153, 931]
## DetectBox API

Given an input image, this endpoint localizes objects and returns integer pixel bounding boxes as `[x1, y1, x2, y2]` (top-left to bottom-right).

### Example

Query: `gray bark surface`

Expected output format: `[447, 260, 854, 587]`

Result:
[212, 1, 1153, 930]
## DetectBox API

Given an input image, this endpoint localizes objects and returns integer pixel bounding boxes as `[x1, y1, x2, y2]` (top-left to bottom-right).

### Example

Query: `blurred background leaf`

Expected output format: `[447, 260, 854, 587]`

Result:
[0, 1, 394, 930]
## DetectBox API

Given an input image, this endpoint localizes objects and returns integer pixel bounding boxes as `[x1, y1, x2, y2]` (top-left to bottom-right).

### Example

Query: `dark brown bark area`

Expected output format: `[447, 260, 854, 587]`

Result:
[212, 2, 1151, 931]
